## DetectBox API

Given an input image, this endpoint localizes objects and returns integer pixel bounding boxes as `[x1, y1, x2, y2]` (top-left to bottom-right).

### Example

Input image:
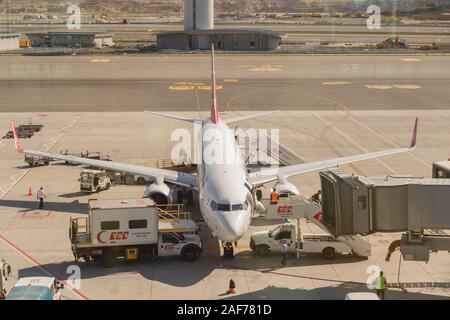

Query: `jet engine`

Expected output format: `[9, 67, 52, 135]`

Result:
[274, 177, 300, 196]
[143, 177, 173, 205]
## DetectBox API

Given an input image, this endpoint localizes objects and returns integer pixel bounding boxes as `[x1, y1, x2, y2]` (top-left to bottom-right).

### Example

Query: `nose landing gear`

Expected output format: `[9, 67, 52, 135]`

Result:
[223, 242, 234, 259]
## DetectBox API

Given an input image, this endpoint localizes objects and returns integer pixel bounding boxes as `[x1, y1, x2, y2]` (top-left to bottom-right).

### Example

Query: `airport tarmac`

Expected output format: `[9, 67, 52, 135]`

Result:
[1, 55, 450, 112]
[0, 110, 449, 300]
[0, 54, 449, 300]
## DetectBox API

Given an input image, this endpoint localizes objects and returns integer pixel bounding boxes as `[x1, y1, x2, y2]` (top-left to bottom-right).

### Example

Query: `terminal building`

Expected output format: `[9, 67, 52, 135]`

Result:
[157, 0, 286, 51]
[0, 33, 19, 51]
[26, 32, 114, 48]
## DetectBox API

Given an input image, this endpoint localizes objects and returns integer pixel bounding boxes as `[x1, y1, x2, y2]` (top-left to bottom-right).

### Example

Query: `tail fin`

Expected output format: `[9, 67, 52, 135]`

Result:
[409, 117, 418, 149]
[210, 44, 219, 124]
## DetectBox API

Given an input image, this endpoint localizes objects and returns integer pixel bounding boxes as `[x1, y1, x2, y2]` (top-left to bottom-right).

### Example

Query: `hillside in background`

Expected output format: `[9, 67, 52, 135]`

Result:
[3, 0, 450, 14]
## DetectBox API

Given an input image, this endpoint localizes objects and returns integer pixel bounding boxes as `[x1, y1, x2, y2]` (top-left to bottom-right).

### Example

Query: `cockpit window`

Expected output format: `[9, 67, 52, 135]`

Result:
[218, 203, 231, 211]
[211, 200, 250, 212]
[231, 203, 243, 211]
[210, 200, 218, 210]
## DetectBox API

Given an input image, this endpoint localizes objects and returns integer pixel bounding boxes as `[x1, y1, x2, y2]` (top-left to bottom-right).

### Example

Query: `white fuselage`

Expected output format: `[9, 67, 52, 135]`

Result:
[196, 120, 252, 242]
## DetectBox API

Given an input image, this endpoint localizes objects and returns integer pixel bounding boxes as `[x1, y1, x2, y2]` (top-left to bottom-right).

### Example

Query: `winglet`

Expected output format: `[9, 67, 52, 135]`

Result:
[210, 44, 219, 124]
[409, 117, 418, 149]
[11, 121, 25, 153]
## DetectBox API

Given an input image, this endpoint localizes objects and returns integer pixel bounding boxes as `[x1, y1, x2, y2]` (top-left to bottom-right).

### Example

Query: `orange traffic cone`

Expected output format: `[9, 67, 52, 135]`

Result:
[227, 279, 236, 294]
[28, 186, 32, 196]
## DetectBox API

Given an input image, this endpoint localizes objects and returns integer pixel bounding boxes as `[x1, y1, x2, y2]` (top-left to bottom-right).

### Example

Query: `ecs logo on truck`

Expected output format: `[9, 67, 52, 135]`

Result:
[277, 206, 293, 214]
[96, 231, 129, 243]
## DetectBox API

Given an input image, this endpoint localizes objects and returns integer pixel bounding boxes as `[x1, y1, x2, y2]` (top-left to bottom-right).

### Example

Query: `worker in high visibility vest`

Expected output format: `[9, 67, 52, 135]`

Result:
[270, 188, 279, 205]
[373, 271, 388, 300]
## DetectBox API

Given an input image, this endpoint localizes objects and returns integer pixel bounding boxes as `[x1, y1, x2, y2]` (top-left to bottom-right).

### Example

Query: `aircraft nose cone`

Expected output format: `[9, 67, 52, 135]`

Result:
[219, 213, 248, 242]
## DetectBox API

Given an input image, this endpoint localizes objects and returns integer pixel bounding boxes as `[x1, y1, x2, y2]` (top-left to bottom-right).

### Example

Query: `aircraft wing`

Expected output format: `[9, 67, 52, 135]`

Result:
[11, 121, 198, 189]
[224, 110, 281, 125]
[249, 118, 418, 187]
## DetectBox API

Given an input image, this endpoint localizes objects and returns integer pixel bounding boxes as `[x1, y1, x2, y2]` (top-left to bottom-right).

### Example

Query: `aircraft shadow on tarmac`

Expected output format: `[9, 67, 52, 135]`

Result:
[221, 283, 450, 300]
[219, 284, 450, 300]
[233, 251, 368, 268]
[0, 199, 88, 214]
[18, 258, 217, 289]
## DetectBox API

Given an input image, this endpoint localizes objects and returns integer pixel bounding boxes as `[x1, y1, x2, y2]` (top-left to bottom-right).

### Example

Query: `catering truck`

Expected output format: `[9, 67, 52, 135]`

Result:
[70, 198, 202, 267]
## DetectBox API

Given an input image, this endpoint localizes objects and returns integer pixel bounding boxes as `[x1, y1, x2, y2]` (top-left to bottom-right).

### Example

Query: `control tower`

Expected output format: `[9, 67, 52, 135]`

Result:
[157, 0, 285, 51]
[184, 0, 214, 32]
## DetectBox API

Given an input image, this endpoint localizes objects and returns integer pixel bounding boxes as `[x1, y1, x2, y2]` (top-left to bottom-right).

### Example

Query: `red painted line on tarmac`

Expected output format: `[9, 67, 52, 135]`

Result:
[0, 234, 89, 300]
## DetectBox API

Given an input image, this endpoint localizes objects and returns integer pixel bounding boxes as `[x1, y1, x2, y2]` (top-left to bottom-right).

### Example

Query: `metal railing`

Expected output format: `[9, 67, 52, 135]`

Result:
[156, 203, 191, 221]
[70, 217, 89, 235]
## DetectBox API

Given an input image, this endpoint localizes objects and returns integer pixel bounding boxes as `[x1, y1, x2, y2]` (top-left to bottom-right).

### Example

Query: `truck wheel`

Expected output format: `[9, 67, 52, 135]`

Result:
[257, 245, 270, 257]
[44, 161, 49, 166]
[102, 250, 117, 268]
[322, 247, 336, 260]
[106, 182, 111, 190]
[137, 177, 146, 185]
[182, 247, 198, 262]
[96, 186, 101, 193]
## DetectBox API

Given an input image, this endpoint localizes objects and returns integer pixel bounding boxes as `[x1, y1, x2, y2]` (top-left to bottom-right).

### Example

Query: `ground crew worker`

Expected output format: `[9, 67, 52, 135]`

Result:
[93, 175, 99, 188]
[312, 190, 321, 204]
[373, 271, 388, 300]
[280, 242, 288, 267]
[270, 188, 279, 205]
[36, 187, 46, 209]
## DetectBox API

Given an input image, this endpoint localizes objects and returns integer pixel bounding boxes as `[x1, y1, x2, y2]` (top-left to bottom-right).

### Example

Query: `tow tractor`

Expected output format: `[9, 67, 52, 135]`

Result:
[80, 169, 112, 193]
[70, 198, 202, 267]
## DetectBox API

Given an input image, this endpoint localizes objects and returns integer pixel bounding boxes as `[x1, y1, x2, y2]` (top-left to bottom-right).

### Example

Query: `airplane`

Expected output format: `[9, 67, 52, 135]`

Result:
[11, 45, 418, 257]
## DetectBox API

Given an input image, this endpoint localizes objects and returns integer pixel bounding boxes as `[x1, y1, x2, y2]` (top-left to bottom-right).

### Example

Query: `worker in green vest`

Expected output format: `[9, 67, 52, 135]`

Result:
[373, 271, 388, 300]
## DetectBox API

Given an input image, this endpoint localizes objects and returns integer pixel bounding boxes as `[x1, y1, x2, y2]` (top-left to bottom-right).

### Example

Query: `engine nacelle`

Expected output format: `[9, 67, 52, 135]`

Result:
[143, 178, 173, 205]
[274, 177, 300, 197]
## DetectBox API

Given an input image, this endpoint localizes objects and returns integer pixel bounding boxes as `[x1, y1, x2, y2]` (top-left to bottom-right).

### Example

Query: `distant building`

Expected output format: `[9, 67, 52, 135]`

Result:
[158, 29, 285, 51]
[0, 33, 20, 51]
[26, 32, 114, 48]
[157, 0, 285, 51]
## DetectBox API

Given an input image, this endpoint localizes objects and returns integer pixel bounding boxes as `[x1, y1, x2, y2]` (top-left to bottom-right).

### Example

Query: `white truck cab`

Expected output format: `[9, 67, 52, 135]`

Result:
[250, 223, 355, 260]
[158, 232, 201, 261]
[6, 277, 64, 300]
[80, 169, 111, 193]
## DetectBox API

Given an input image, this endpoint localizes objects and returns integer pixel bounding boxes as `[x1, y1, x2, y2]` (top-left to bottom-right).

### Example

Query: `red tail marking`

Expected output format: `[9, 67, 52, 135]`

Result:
[409, 117, 418, 149]
[11, 121, 25, 153]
